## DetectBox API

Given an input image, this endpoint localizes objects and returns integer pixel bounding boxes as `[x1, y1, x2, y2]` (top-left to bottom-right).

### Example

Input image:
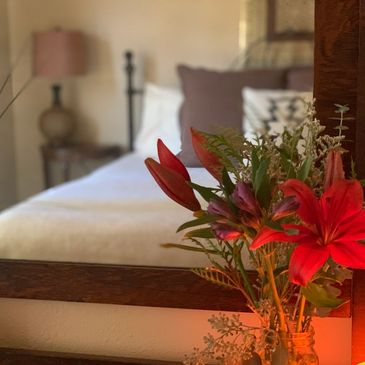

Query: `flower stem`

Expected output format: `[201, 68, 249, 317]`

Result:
[296, 295, 306, 333]
[236, 248, 258, 307]
[264, 255, 286, 332]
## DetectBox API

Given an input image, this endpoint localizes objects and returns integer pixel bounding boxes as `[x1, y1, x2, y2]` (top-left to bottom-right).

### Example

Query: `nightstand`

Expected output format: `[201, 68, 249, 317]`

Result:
[40, 144, 123, 189]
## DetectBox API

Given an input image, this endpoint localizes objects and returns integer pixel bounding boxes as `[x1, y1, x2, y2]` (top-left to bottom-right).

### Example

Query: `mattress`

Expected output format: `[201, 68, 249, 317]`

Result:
[0, 153, 218, 267]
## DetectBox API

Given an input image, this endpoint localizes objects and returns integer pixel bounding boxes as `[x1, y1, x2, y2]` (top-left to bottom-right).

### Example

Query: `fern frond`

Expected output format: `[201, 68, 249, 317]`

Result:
[192, 267, 238, 290]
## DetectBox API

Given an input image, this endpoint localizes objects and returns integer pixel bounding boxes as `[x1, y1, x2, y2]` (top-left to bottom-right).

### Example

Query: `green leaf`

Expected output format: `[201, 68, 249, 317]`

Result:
[266, 220, 284, 231]
[297, 156, 313, 181]
[280, 153, 295, 178]
[251, 149, 259, 180]
[185, 228, 215, 239]
[190, 182, 219, 202]
[176, 215, 217, 232]
[221, 168, 235, 195]
[254, 159, 271, 209]
[301, 282, 344, 308]
[161, 243, 217, 254]
[192, 267, 237, 290]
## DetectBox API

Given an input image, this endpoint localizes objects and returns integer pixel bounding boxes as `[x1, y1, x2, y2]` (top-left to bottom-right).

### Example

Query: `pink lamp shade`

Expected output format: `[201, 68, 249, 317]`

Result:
[33, 29, 87, 78]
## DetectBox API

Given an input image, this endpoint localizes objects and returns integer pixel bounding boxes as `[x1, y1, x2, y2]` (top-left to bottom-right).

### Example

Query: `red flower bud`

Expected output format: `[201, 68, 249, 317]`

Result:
[324, 149, 345, 190]
[191, 128, 223, 182]
[145, 141, 201, 212]
[207, 199, 235, 220]
[211, 223, 243, 240]
[271, 196, 300, 221]
[232, 182, 261, 217]
[157, 139, 190, 181]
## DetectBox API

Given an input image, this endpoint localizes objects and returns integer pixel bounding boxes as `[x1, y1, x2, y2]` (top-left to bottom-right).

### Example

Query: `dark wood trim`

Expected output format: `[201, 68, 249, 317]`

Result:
[314, 0, 359, 172]
[266, 0, 314, 41]
[0, 259, 245, 312]
[314, 1, 365, 363]
[0, 259, 351, 317]
[351, 270, 365, 365]
[0, 348, 179, 365]
[356, 0, 365, 178]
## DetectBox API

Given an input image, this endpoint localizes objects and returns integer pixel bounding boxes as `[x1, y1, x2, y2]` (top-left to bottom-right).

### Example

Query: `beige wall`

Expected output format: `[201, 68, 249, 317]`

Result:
[7, 0, 240, 200]
[0, 0, 16, 209]
[0, 298, 351, 364]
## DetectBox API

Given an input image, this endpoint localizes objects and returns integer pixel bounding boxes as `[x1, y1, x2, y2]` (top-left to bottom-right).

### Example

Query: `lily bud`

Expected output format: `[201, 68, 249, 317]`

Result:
[324, 149, 345, 190]
[207, 199, 235, 220]
[211, 223, 243, 240]
[232, 182, 261, 217]
[271, 196, 300, 221]
[191, 128, 223, 182]
[145, 141, 201, 212]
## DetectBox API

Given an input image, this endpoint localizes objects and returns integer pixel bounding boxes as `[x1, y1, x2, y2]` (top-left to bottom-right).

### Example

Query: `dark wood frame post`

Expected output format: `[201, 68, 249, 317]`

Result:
[314, 1, 365, 364]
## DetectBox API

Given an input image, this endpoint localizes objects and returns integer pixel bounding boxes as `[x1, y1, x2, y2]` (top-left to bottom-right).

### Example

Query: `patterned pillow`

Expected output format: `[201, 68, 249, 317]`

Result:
[243, 87, 312, 140]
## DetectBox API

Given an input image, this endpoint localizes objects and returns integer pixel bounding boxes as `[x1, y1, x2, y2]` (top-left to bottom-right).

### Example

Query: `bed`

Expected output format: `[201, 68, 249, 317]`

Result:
[0, 1, 365, 364]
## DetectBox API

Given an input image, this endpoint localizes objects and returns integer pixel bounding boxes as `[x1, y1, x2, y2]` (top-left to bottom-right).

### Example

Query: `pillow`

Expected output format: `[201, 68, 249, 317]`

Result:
[286, 67, 314, 91]
[177, 65, 287, 166]
[243, 87, 313, 140]
[134, 83, 183, 157]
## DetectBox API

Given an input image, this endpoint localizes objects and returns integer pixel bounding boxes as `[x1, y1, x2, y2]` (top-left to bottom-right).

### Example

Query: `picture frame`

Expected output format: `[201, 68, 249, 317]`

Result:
[267, 0, 314, 41]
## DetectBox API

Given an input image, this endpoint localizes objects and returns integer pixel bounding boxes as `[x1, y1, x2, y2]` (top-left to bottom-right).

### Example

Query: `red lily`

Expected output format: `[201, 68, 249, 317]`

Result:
[145, 140, 201, 211]
[191, 128, 223, 182]
[324, 149, 345, 190]
[251, 179, 365, 286]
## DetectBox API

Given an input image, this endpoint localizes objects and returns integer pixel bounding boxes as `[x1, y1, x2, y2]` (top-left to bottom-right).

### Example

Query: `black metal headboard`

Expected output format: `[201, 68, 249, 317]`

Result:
[124, 51, 143, 152]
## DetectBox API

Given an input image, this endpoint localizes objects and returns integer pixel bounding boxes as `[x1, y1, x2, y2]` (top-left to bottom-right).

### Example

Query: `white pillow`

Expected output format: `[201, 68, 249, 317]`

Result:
[243, 87, 313, 139]
[134, 83, 183, 157]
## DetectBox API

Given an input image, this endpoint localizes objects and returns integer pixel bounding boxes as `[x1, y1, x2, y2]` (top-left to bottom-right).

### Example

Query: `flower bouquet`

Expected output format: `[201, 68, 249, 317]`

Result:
[145, 103, 365, 365]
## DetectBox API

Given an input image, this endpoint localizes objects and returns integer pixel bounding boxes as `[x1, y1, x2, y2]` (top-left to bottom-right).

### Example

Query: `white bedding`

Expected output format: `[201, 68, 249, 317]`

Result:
[0, 153, 218, 267]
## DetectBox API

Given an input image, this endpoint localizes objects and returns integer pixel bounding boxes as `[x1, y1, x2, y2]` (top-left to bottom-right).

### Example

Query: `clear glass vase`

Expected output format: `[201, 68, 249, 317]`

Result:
[259, 327, 319, 365]
[286, 328, 319, 365]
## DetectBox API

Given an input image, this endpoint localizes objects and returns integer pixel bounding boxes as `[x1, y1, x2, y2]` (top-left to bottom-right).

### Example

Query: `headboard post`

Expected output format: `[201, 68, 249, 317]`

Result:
[125, 51, 136, 152]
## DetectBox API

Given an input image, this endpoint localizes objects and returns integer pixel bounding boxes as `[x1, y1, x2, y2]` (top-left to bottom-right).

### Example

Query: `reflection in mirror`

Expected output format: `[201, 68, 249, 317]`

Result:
[239, 0, 314, 67]
[0, 0, 314, 267]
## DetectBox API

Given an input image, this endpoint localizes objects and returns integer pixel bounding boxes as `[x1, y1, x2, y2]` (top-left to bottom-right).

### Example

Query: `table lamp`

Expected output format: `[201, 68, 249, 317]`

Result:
[33, 28, 87, 146]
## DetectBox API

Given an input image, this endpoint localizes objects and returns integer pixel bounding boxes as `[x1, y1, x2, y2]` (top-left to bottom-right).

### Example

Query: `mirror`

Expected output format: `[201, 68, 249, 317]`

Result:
[0, 0, 313, 266]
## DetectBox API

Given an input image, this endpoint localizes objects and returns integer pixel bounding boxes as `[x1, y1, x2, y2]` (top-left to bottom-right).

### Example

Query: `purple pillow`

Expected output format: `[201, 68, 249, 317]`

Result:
[177, 65, 286, 166]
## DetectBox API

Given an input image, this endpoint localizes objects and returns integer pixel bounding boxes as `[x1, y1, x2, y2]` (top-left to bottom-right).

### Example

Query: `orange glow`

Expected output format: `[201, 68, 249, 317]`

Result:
[356, 363, 365, 365]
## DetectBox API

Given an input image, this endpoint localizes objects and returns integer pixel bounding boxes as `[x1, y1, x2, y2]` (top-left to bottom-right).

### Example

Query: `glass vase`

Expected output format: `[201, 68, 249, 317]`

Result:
[259, 327, 319, 365]
[286, 327, 319, 365]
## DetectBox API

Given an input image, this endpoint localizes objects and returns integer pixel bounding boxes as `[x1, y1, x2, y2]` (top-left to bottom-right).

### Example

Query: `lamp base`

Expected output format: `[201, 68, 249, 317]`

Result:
[39, 105, 75, 146]
[39, 83, 75, 146]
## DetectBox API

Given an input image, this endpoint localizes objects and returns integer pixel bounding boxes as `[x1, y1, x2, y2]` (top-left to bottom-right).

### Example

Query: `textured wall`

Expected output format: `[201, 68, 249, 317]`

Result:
[7, 0, 240, 200]
[0, 0, 16, 209]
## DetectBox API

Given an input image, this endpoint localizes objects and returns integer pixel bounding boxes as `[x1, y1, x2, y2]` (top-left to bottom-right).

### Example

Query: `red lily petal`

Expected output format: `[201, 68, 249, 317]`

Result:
[145, 158, 201, 211]
[250, 226, 298, 250]
[157, 139, 190, 181]
[323, 150, 345, 190]
[321, 180, 364, 224]
[280, 179, 319, 226]
[289, 242, 330, 286]
[329, 241, 365, 269]
[191, 128, 223, 182]
[335, 210, 365, 241]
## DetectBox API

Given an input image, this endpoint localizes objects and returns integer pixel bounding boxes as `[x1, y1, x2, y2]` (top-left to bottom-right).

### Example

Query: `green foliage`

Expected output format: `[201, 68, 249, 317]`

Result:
[301, 282, 344, 308]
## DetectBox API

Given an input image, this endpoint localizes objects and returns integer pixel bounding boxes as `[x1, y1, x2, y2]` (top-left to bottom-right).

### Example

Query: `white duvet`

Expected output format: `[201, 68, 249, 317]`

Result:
[0, 153, 218, 267]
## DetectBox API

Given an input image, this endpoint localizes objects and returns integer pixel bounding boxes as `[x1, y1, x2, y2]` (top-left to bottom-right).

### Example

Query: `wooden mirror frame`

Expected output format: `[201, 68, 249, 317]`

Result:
[1, 1, 365, 364]
[315, 1, 365, 363]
